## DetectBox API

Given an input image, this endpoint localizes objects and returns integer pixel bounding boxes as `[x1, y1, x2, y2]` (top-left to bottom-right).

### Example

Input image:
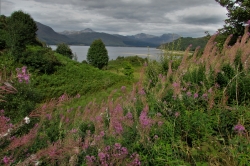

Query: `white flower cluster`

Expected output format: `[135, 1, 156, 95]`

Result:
[24, 116, 30, 124]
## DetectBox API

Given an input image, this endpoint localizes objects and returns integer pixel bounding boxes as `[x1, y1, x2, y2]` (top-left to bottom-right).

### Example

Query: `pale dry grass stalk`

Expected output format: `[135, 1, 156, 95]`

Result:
[201, 34, 218, 63]
[30, 135, 81, 165]
[166, 60, 173, 79]
[226, 37, 241, 65]
[240, 25, 249, 46]
[222, 34, 233, 53]
[7, 124, 39, 151]
[176, 45, 192, 75]
[180, 45, 191, 66]
[0, 68, 17, 102]
[190, 46, 200, 63]
[30, 93, 74, 119]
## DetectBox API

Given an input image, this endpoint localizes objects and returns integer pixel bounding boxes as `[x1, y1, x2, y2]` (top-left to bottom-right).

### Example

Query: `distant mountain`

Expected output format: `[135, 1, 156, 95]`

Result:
[127, 33, 180, 46]
[36, 22, 180, 47]
[159, 37, 209, 51]
[113, 34, 159, 47]
[58, 28, 95, 35]
[131, 33, 157, 39]
[36, 22, 72, 45]
[66, 32, 128, 46]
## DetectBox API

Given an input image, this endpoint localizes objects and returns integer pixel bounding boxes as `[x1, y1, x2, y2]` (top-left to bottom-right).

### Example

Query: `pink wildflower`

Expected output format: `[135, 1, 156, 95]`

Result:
[234, 124, 245, 133]
[174, 112, 180, 118]
[172, 82, 180, 88]
[126, 112, 133, 119]
[139, 108, 151, 128]
[194, 93, 199, 99]
[186, 91, 192, 97]
[16, 66, 30, 83]
[158, 121, 163, 127]
[138, 89, 146, 95]
[2, 156, 13, 165]
[202, 93, 208, 99]
[121, 86, 126, 92]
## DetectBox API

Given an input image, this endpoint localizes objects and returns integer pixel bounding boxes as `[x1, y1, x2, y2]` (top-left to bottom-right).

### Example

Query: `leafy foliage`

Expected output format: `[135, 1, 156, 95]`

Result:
[19, 46, 61, 74]
[215, 0, 250, 44]
[55, 43, 73, 59]
[87, 39, 109, 69]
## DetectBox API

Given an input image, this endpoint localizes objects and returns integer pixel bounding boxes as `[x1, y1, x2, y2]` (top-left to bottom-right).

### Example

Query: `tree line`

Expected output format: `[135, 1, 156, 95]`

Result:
[0, 10, 109, 70]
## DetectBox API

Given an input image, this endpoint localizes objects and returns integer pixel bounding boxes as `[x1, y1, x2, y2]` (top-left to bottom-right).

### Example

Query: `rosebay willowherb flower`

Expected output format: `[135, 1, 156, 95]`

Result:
[234, 124, 245, 133]
[16, 66, 30, 83]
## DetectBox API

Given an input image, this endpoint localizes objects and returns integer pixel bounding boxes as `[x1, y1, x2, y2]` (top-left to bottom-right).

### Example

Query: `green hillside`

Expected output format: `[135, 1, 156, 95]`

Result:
[159, 36, 209, 51]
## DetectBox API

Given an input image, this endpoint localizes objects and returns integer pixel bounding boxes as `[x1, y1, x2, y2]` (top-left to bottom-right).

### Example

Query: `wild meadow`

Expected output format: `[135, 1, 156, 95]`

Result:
[1, 22, 250, 166]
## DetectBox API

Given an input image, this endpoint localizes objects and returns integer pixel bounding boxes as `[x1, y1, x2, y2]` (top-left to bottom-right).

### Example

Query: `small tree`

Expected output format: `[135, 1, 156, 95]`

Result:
[87, 39, 109, 69]
[122, 61, 134, 80]
[55, 43, 73, 59]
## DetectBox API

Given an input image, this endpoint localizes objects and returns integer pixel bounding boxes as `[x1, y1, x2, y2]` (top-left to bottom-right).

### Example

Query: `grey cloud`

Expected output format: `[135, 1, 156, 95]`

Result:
[179, 15, 225, 25]
[4, 0, 228, 37]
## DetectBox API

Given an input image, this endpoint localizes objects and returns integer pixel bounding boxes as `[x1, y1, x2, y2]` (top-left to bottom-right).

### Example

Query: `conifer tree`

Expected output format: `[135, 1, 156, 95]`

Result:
[87, 39, 109, 69]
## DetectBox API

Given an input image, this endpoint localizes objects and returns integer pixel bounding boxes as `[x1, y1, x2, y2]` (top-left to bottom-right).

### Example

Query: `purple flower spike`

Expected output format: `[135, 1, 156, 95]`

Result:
[194, 93, 199, 99]
[234, 124, 245, 133]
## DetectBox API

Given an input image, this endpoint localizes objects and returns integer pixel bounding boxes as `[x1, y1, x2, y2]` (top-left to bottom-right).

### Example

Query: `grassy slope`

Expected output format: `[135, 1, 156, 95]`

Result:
[32, 52, 134, 100]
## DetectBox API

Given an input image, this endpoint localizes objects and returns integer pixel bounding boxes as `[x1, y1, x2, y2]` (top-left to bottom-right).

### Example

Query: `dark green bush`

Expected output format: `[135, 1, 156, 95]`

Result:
[55, 43, 73, 59]
[19, 48, 61, 74]
[216, 64, 235, 88]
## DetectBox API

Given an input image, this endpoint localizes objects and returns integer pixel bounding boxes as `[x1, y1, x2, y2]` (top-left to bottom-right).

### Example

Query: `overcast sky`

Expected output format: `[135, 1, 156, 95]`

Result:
[1, 0, 228, 37]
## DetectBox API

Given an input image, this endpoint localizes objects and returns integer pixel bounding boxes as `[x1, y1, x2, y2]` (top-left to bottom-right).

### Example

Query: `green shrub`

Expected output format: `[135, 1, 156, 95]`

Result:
[55, 43, 73, 59]
[19, 47, 61, 74]
[122, 61, 134, 80]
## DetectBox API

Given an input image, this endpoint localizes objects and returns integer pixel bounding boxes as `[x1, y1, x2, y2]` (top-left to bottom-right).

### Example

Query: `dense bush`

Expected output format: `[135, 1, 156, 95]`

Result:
[55, 43, 73, 59]
[115, 56, 147, 66]
[19, 47, 61, 74]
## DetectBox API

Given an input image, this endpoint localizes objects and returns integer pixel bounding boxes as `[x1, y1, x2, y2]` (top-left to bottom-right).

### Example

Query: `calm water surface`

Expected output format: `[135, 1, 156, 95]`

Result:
[50, 45, 163, 62]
